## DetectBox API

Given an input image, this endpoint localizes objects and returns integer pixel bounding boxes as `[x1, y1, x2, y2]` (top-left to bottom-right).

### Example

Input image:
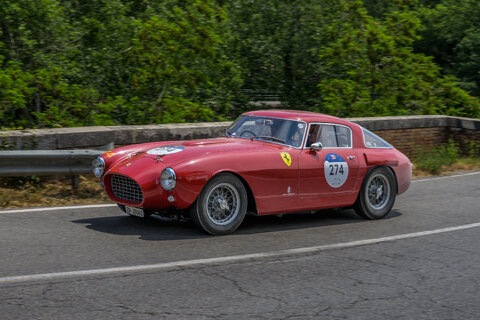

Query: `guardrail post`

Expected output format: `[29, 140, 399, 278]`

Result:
[71, 175, 80, 189]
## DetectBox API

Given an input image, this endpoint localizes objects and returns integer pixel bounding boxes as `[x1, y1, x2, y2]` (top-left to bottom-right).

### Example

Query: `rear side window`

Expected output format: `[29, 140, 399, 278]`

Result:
[362, 127, 393, 148]
[306, 124, 352, 148]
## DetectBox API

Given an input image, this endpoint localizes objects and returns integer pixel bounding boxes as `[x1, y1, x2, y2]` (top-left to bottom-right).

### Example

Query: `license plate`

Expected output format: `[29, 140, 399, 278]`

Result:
[125, 206, 144, 218]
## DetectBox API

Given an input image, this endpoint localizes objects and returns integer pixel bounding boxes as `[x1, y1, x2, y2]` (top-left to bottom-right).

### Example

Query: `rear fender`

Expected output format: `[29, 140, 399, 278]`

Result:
[364, 152, 399, 167]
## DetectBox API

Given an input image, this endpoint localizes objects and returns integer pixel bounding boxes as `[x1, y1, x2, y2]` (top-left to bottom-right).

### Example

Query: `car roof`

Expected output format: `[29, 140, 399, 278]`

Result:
[243, 109, 356, 127]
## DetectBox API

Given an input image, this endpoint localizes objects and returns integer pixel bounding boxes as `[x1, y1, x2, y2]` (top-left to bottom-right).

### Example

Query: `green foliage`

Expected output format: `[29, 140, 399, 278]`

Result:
[228, 0, 331, 107]
[0, 58, 34, 128]
[416, 0, 480, 97]
[0, 0, 242, 129]
[125, 0, 242, 123]
[315, 0, 479, 118]
[0, 0, 479, 131]
[466, 140, 480, 158]
[414, 139, 459, 174]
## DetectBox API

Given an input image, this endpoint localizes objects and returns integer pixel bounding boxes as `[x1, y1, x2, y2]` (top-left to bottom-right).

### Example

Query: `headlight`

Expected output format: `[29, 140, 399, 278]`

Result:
[92, 157, 105, 178]
[160, 167, 176, 191]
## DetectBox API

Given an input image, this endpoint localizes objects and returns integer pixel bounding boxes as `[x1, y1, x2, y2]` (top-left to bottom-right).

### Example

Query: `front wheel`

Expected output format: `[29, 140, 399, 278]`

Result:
[190, 173, 248, 235]
[354, 167, 396, 219]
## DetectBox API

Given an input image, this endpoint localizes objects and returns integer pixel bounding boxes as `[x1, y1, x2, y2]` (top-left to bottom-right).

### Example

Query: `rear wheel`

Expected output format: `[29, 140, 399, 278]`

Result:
[190, 173, 247, 235]
[354, 167, 396, 219]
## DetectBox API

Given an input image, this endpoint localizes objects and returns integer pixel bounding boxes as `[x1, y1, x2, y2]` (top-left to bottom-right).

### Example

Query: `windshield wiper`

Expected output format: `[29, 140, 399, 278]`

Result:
[254, 136, 285, 144]
[225, 129, 232, 137]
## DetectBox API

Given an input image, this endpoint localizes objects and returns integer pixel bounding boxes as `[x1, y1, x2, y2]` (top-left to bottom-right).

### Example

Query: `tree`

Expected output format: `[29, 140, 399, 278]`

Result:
[415, 0, 480, 97]
[117, 0, 243, 124]
[0, 0, 103, 129]
[228, 0, 331, 108]
[315, 0, 479, 118]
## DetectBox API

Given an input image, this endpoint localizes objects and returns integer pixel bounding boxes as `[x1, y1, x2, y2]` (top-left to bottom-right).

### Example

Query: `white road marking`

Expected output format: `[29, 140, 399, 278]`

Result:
[0, 204, 116, 214]
[1, 171, 478, 215]
[411, 171, 480, 183]
[1, 222, 479, 284]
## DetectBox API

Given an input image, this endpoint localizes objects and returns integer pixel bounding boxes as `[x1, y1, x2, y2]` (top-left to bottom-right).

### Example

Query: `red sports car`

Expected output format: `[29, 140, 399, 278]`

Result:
[92, 110, 412, 235]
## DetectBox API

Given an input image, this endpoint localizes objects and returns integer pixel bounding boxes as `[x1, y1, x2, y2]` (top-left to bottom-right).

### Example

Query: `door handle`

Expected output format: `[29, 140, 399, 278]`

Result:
[348, 156, 356, 160]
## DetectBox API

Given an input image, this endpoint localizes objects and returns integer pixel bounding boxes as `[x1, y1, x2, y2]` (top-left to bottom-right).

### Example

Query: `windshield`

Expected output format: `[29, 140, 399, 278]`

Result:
[227, 115, 306, 148]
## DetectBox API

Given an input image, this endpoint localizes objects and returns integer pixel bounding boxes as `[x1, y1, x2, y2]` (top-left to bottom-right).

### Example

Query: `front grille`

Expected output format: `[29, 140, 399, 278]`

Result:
[111, 174, 143, 204]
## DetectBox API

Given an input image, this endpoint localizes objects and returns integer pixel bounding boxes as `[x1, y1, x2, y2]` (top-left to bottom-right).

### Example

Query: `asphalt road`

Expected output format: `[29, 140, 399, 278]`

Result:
[1, 171, 479, 319]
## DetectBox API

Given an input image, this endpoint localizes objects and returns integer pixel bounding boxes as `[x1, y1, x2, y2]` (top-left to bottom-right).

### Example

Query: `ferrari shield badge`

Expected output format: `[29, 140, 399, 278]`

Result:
[281, 152, 292, 167]
[103, 151, 116, 158]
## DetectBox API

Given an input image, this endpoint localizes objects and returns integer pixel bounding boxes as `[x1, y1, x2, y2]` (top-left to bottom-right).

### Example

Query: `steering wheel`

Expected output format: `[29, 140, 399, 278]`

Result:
[239, 130, 256, 138]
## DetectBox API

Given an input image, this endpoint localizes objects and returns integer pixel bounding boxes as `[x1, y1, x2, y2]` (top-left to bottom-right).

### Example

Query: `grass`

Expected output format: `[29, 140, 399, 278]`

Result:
[413, 139, 480, 176]
[412, 157, 480, 177]
[1, 148, 479, 209]
[0, 175, 109, 209]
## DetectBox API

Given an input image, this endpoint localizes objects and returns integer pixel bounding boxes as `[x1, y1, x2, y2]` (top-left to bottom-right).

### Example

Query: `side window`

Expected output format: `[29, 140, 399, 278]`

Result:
[306, 124, 352, 148]
[362, 127, 392, 148]
[335, 126, 352, 148]
[319, 125, 337, 148]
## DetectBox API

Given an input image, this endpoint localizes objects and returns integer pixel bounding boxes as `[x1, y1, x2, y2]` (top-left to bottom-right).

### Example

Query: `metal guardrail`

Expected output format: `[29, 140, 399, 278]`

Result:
[0, 149, 104, 177]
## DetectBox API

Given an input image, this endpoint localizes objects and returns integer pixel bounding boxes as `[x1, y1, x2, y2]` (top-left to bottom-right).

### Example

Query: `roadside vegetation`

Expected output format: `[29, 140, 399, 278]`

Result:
[0, 175, 108, 208]
[413, 140, 480, 175]
[1, 0, 480, 130]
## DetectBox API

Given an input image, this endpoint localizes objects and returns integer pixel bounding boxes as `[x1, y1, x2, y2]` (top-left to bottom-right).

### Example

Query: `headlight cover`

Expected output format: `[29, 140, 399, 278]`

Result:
[92, 156, 106, 178]
[160, 167, 176, 191]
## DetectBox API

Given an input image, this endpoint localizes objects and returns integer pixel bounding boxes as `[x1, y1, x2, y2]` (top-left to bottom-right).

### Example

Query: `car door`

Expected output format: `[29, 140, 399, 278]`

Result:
[298, 123, 360, 210]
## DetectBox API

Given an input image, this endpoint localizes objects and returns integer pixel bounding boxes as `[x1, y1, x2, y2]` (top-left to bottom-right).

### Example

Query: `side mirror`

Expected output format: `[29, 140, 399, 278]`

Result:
[310, 142, 323, 152]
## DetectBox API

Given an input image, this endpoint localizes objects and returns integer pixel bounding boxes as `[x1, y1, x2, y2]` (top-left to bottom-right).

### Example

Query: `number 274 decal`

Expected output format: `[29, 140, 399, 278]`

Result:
[324, 153, 349, 188]
[328, 163, 345, 175]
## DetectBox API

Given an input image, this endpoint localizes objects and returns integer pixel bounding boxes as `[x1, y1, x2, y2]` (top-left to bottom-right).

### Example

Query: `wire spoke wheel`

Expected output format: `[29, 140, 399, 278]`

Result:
[206, 183, 240, 225]
[354, 167, 396, 220]
[190, 174, 248, 235]
[367, 175, 390, 210]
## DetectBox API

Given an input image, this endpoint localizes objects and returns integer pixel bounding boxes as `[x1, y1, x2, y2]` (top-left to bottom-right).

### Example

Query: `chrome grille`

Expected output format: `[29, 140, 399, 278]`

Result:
[111, 174, 143, 204]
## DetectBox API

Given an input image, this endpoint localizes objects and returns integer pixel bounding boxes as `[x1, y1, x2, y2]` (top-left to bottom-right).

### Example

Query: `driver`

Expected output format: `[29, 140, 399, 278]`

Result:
[306, 124, 320, 147]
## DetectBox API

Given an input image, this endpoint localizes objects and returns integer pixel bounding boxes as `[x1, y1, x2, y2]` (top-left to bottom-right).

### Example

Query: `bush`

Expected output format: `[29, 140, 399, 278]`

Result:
[414, 140, 459, 174]
[466, 140, 480, 158]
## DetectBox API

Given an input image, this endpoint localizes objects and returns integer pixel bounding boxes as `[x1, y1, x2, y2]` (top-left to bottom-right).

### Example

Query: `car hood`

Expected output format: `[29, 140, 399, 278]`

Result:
[109, 137, 282, 170]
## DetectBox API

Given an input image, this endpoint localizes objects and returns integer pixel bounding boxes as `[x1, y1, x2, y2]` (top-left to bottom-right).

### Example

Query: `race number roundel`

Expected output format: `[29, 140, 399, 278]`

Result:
[324, 153, 349, 188]
[147, 146, 184, 155]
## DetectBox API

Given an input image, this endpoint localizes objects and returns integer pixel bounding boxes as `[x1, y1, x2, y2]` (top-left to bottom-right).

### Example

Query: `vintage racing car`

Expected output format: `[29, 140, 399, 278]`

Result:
[92, 110, 412, 235]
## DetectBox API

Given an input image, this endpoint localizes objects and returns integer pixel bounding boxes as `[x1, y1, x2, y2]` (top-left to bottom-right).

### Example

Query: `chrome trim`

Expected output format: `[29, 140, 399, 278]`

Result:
[160, 167, 177, 191]
[303, 122, 353, 149]
[92, 156, 106, 178]
[310, 142, 323, 152]
[227, 115, 307, 149]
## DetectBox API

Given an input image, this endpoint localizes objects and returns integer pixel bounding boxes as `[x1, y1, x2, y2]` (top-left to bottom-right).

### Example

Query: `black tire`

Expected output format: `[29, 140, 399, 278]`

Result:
[190, 173, 248, 235]
[354, 167, 396, 220]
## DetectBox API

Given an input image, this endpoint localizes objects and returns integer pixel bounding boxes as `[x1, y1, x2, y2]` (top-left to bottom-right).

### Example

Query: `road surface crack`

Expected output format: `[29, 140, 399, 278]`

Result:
[200, 268, 289, 306]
